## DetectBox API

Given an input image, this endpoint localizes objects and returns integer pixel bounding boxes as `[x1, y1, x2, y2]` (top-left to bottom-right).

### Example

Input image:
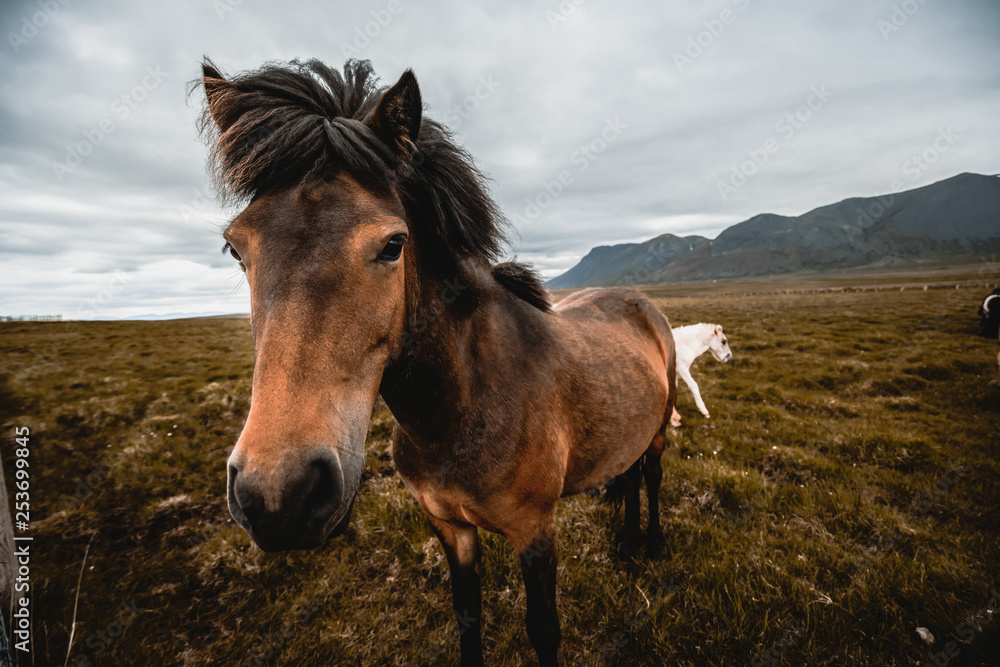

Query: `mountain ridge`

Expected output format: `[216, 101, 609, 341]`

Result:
[547, 172, 1000, 289]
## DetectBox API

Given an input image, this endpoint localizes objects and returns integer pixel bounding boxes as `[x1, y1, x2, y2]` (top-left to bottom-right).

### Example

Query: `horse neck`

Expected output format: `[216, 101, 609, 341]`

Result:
[378, 255, 531, 443]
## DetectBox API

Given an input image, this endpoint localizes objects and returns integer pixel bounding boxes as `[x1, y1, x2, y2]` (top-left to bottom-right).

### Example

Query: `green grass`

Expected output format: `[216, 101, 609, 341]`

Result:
[2, 268, 999, 666]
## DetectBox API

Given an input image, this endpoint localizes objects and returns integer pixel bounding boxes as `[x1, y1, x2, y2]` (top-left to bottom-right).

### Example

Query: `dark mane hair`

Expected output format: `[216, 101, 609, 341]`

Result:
[492, 262, 551, 311]
[197, 58, 507, 269]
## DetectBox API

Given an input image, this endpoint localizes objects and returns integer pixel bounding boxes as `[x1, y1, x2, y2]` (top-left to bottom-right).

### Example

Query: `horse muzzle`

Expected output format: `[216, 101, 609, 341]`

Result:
[227, 447, 360, 551]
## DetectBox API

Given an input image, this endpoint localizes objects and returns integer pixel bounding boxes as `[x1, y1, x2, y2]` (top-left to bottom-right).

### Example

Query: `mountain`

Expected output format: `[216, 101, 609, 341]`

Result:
[546, 234, 711, 289]
[547, 172, 1000, 288]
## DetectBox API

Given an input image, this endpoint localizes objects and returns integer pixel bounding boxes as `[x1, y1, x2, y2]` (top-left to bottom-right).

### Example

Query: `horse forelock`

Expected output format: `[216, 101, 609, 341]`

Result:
[200, 59, 393, 202]
[199, 57, 508, 267]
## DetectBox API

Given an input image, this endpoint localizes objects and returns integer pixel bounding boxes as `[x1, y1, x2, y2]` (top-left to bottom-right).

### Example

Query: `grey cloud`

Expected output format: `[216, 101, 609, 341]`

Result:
[1, 0, 998, 315]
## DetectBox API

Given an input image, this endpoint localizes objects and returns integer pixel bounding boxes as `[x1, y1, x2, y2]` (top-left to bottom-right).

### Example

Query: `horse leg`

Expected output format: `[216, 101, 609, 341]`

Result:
[427, 515, 484, 667]
[679, 365, 710, 418]
[644, 434, 666, 557]
[511, 517, 561, 666]
[618, 457, 643, 560]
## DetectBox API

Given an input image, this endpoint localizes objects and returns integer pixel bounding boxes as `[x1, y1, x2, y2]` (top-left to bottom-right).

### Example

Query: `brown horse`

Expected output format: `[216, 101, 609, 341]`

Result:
[199, 57, 677, 666]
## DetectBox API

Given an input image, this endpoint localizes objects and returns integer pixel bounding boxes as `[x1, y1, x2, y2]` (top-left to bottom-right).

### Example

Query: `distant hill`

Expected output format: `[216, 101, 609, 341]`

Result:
[547, 172, 1000, 288]
[546, 234, 711, 289]
[90, 311, 247, 321]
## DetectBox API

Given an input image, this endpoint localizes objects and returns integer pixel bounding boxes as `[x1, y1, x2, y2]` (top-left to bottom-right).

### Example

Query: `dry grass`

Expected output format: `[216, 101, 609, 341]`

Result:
[2, 265, 999, 666]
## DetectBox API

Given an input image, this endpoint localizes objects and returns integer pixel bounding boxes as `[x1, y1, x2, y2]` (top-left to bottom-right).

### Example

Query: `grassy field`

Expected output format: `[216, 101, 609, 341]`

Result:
[2, 264, 999, 666]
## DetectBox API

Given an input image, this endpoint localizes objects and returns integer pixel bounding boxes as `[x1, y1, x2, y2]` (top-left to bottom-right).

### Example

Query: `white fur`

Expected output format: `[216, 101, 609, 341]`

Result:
[670, 323, 732, 426]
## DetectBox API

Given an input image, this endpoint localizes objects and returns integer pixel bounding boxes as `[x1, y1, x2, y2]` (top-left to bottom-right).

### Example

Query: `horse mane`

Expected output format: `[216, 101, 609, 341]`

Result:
[492, 262, 551, 311]
[197, 58, 507, 269]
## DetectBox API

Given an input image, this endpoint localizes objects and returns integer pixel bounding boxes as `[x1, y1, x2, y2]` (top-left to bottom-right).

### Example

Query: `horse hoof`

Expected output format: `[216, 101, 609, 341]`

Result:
[617, 538, 638, 561]
[647, 535, 665, 558]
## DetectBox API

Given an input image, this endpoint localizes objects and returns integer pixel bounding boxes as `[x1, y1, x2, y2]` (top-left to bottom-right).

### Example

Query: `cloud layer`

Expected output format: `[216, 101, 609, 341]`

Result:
[1, 0, 998, 317]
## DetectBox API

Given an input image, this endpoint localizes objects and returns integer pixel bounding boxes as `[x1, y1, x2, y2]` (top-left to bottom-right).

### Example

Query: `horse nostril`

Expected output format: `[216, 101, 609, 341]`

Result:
[229, 465, 266, 536]
[301, 455, 343, 523]
[231, 468, 263, 514]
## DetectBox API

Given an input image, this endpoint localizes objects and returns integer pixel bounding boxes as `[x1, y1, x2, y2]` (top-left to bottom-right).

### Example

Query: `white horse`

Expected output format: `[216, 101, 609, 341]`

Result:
[669, 323, 732, 426]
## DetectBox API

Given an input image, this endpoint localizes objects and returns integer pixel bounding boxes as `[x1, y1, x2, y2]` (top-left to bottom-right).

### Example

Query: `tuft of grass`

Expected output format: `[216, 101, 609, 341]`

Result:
[2, 269, 999, 666]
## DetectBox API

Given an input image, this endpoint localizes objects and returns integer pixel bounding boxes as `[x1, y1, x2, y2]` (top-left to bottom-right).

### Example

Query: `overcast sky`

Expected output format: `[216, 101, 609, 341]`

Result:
[1, 0, 998, 318]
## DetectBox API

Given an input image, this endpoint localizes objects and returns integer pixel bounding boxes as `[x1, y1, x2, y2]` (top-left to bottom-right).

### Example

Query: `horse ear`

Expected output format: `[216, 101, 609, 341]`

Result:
[201, 59, 237, 134]
[371, 69, 422, 157]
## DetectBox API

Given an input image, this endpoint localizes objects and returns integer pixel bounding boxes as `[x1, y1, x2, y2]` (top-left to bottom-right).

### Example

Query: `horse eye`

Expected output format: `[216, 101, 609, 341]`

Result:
[223, 242, 241, 262]
[377, 235, 407, 262]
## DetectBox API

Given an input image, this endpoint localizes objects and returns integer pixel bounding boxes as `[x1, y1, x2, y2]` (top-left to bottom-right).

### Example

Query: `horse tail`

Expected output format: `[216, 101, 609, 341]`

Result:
[601, 472, 630, 506]
[664, 320, 678, 423]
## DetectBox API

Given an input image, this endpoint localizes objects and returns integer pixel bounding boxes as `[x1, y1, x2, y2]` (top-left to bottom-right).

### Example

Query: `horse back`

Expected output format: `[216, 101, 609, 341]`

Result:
[554, 287, 674, 360]
[551, 288, 677, 493]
